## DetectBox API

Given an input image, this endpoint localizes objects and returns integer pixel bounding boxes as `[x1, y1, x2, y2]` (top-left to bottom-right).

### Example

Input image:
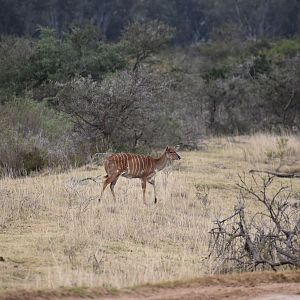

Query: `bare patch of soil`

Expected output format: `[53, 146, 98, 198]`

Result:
[107, 282, 300, 300]
[1, 271, 300, 300]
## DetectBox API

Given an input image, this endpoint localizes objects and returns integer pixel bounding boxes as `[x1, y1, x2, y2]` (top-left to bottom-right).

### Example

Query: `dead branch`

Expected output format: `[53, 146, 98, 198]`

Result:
[78, 175, 102, 183]
[208, 174, 300, 273]
[249, 169, 300, 179]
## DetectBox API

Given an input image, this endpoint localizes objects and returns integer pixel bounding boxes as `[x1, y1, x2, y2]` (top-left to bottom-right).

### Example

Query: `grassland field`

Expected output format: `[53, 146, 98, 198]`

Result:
[0, 134, 299, 293]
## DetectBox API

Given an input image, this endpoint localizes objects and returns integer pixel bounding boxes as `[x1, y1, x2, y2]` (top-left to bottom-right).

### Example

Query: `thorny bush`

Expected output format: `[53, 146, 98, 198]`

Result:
[208, 174, 300, 272]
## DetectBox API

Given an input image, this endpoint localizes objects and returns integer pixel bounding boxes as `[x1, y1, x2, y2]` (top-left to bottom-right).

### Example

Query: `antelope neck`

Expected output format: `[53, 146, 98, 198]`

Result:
[153, 152, 168, 171]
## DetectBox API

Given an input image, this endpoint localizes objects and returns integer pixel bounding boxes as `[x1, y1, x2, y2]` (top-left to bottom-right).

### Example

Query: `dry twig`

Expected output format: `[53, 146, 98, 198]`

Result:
[208, 174, 300, 272]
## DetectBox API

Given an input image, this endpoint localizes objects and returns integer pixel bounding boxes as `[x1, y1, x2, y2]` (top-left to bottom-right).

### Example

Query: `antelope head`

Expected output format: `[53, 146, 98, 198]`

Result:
[165, 146, 181, 160]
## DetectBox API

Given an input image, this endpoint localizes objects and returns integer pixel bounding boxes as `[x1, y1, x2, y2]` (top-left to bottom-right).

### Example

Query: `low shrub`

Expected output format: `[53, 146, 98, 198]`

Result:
[0, 97, 77, 176]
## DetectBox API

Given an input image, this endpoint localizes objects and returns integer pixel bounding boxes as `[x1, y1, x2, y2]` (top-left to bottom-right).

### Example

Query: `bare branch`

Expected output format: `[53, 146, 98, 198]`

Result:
[208, 174, 300, 272]
[249, 169, 300, 179]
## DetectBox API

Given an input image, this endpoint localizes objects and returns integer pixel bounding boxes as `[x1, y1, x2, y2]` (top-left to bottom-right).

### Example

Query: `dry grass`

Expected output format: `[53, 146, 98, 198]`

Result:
[0, 134, 299, 291]
[222, 133, 300, 171]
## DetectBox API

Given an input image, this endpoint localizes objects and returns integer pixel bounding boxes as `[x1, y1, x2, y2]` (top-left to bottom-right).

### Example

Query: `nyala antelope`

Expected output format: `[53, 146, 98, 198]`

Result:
[99, 146, 181, 204]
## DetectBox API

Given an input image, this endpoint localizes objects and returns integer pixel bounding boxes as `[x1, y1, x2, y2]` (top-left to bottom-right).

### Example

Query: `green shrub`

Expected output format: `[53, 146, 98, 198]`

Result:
[249, 53, 272, 78]
[203, 67, 227, 82]
[0, 36, 35, 98]
[269, 39, 300, 59]
[0, 97, 76, 176]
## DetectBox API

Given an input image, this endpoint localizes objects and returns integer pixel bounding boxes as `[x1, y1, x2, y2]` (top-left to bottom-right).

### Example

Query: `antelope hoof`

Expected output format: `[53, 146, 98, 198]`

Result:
[154, 197, 157, 204]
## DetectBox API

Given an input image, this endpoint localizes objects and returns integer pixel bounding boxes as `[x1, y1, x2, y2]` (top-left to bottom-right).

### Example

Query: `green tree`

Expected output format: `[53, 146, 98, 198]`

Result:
[122, 20, 174, 70]
[28, 27, 71, 84]
[56, 69, 171, 151]
[0, 36, 34, 99]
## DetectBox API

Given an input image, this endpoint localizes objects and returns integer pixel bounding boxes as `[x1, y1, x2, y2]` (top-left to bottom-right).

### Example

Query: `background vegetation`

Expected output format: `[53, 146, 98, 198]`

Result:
[0, 0, 300, 175]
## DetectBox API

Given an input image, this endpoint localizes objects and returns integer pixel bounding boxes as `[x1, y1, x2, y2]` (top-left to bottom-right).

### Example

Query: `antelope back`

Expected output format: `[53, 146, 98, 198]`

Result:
[105, 153, 154, 178]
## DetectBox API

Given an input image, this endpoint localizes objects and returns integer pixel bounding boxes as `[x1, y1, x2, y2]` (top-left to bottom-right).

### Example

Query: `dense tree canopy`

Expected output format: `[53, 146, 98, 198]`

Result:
[1, 0, 300, 43]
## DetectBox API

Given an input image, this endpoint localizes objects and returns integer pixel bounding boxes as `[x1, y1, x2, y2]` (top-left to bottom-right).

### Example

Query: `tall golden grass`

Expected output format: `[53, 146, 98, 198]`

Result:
[0, 134, 299, 290]
[225, 133, 300, 167]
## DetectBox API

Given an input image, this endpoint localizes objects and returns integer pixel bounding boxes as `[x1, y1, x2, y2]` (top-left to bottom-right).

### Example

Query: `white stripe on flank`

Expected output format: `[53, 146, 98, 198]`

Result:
[117, 154, 122, 170]
[129, 155, 133, 175]
[123, 153, 127, 169]
[136, 155, 140, 176]
[115, 154, 119, 167]
[124, 153, 130, 173]
[120, 153, 124, 169]
[145, 157, 149, 174]
[135, 155, 139, 176]
[129, 155, 132, 175]
[150, 158, 155, 172]
[140, 155, 144, 175]
[132, 155, 136, 175]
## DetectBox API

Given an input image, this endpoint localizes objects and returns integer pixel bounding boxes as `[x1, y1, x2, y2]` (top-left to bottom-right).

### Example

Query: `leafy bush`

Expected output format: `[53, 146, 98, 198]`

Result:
[269, 39, 300, 60]
[0, 98, 76, 176]
[0, 128, 46, 176]
[249, 53, 272, 78]
[0, 36, 35, 98]
[122, 20, 174, 70]
[203, 67, 227, 82]
[55, 68, 178, 151]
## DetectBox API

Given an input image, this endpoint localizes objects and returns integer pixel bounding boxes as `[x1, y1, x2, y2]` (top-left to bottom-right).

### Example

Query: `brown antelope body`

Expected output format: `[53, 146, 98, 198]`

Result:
[98, 146, 181, 204]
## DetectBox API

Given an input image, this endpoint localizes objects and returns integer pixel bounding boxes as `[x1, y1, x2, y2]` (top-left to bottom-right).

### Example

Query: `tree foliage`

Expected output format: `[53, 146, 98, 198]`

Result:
[0, 98, 75, 176]
[0, 2, 300, 173]
[1, 0, 300, 43]
[56, 69, 173, 151]
[122, 20, 174, 70]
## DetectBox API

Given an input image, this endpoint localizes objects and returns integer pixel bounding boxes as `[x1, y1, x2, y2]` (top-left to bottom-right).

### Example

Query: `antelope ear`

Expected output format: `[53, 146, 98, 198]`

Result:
[165, 146, 169, 152]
